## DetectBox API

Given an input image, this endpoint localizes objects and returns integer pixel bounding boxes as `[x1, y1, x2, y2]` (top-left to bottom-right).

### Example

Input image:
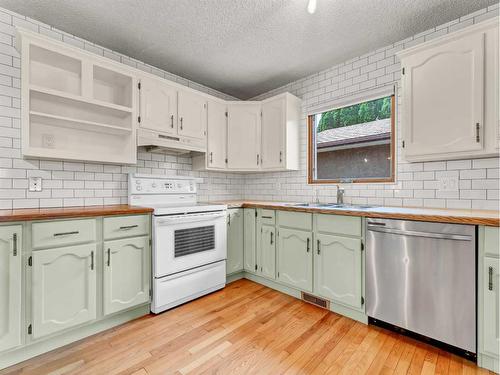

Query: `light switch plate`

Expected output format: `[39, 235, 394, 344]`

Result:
[438, 176, 458, 192]
[29, 177, 42, 192]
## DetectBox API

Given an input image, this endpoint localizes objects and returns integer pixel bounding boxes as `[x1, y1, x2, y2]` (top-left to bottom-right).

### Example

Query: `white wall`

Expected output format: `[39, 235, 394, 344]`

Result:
[0, 7, 245, 209]
[247, 4, 500, 210]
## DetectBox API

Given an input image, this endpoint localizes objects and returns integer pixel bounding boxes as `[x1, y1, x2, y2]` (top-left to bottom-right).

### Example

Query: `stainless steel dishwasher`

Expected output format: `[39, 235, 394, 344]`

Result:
[366, 218, 476, 356]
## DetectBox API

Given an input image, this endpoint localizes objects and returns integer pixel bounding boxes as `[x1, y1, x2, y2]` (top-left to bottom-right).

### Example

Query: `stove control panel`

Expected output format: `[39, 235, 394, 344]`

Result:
[129, 175, 196, 195]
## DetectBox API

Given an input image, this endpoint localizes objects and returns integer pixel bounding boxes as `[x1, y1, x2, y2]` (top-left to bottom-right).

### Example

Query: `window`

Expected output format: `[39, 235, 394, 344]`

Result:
[308, 94, 395, 183]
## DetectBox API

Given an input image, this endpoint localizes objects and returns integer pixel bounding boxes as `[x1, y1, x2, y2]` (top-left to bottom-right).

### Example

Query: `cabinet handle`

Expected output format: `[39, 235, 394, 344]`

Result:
[270, 231, 274, 245]
[257, 154, 260, 165]
[489, 266, 494, 291]
[170, 115, 174, 128]
[53, 231, 79, 237]
[306, 237, 310, 252]
[210, 152, 213, 164]
[90, 251, 94, 270]
[180, 117, 183, 130]
[279, 151, 282, 163]
[317, 239, 321, 255]
[228, 214, 231, 226]
[476, 123, 480, 143]
[12, 233, 17, 256]
[107, 248, 111, 267]
[119, 225, 138, 230]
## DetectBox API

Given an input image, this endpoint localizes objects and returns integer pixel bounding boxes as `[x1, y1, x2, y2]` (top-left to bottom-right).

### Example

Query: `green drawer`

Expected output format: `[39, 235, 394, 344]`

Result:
[103, 215, 149, 240]
[484, 227, 499, 257]
[32, 218, 96, 249]
[278, 211, 312, 231]
[314, 213, 361, 237]
[259, 209, 275, 225]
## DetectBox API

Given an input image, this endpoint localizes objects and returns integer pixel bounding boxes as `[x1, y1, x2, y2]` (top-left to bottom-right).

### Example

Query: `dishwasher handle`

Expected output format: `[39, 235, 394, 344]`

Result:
[367, 225, 472, 241]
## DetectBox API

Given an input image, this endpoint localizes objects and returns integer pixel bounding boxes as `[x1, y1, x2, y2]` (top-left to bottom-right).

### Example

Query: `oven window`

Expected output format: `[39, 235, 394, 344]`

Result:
[174, 225, 215, 257]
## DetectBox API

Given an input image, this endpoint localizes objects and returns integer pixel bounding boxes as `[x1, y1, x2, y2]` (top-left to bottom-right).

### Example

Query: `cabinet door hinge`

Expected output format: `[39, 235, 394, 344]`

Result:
[401, 140, 405, 148]
[255, 264, 257, 271]
[225, 111, 228, 117]
[138, 116, 141, 123]
[361, 243, 364, 251]
[138, 82, 141, 90]
[255, 210, 257, 217]
[27, 324, 32, 335]
[361, 296, 365, 305]
[277, 271, 280, 277]
[28, 256, 32, 267]
[225, 158, 228, 164]
[149, 239, 152, 247]
[402, 67, 405, 75]
[149, 289, 152, 297]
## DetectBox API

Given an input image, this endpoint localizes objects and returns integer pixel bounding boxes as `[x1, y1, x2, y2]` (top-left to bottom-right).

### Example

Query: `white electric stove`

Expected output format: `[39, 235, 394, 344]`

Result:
[128, 173, 227, 313]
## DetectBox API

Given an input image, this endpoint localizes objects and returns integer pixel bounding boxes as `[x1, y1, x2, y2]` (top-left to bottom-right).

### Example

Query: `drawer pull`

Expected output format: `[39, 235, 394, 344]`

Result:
[107, 248, 111, 267]
[489, 266, 494, 291]
[119, 225, 138, 230]
[306, 237, 310, 253]
[90, 251, 94, 270]
[12, 233, 17, 256]
[317, 239, 321, 255]
[261, 216, 273, 219]
[53, 231, 79, 237]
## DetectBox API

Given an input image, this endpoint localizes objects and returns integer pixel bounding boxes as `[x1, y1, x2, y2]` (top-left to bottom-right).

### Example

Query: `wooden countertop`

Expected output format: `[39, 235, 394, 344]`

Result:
[214, 200, 500, 227]
[0, 204, 153, 223]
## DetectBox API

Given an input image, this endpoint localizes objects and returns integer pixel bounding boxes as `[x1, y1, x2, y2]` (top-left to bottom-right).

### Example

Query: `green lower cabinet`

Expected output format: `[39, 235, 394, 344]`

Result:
[277, 228, 313, 292]
[32, 244, 98, 339]
[226, 209, 244, 275]
[243, 208, 257, 273]
[314, 233, 362, 310]
[103, 236, 150, 316]
[258, 224, 276, 279]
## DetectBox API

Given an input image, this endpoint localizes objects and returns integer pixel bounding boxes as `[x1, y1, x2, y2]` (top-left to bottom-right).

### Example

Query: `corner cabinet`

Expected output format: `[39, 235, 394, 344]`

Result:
[226, 209, 244, 275]
[398, 18, 499, 162]
[0, 226, 22, 353]
[194, 93, 301, 172]
[478, 226, 500, 373]
[243, 208, 257, 273]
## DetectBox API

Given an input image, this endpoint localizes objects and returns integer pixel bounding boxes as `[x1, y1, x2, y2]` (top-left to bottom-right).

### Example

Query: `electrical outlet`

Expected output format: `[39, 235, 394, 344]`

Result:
[438, 176, 458, 192]
[29, 177, 42, 192]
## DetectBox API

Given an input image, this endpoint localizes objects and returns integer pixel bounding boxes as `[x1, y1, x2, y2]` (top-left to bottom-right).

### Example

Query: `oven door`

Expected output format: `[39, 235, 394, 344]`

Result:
[153, 211, 227, 277]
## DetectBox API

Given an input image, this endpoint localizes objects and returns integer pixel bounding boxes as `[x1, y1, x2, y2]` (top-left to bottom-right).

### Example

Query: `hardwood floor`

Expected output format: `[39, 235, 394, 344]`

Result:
[1, 279, 494, 375]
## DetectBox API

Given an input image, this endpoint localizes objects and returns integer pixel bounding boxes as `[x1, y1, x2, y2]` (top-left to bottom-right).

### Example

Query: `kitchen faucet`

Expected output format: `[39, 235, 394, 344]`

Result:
[337, 187, 345, 204]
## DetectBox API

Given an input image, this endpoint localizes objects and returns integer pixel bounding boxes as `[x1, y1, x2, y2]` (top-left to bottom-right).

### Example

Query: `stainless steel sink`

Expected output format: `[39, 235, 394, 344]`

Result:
[286, 202, 376, 210]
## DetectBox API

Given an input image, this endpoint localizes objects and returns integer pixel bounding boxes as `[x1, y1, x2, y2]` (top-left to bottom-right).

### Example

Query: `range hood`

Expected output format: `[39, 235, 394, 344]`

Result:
[137, 129, 206, 154]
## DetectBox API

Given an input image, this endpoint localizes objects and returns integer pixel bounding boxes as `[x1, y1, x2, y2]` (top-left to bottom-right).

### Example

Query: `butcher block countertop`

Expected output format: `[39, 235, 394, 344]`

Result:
[213, 200, 500, 227]
[0, 204, 153, 223]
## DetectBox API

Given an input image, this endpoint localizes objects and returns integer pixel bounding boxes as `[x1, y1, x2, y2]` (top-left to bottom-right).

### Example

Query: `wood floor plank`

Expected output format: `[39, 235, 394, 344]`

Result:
[1, 279, 494, 375]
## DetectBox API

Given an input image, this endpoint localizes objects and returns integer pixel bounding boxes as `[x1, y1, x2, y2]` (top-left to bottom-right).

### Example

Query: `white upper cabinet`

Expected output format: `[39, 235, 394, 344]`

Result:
[177, 90, 207, 140]
[227, 102, 262, 170]
[17, 28, 137, 165]
[261, 94, 300, 171]
[139, 77, 177, 135]
[398, 18, 499, 162]
[206, 100, 227, 169]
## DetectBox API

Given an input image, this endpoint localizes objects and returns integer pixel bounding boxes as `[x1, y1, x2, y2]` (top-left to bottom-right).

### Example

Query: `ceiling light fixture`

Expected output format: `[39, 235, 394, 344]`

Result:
[307, 0, 317, 14]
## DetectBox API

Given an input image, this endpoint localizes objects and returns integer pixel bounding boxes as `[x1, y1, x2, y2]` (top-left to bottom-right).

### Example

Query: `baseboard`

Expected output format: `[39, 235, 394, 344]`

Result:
[242, 272, 368, 324]
[478, 353, 499, 373]
[226, 271, 245, 284]
[0, 304, 150, 371]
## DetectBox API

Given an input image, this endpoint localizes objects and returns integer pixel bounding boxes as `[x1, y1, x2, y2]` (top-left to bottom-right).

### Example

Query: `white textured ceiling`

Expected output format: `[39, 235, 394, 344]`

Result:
[1, 0, 496, 98]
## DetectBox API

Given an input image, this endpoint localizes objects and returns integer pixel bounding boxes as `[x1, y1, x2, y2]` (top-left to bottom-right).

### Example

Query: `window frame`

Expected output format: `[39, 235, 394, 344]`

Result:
[307, 95, 396, 184]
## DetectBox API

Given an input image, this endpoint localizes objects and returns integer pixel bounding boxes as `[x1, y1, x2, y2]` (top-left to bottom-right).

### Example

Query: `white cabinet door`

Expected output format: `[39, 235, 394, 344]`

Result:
[103, 236, 150, 315]
[207, 100, 227, 169]
[243, 208, 257, 273]
[258, 224, 276, 280]
[178, 90, 207, 140]
[32, 244, 97, 338]
[226, 209, 244, 275]
[401, 32, 484, 160]
[314, 233, 362, 309]
[0, 225, 22, 352]
[483, 256, 500, 357]
[261, 96, 285, 170]
[139, 77, 177, 134]
[277, 228, 312, 292]
[227, 103, 261, 170]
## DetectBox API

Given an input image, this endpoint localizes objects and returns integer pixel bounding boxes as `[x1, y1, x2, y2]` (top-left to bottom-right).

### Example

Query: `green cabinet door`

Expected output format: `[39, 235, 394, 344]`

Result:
[227, 209, 244, 275]
[259, 224, 276, 280]
[277, 228, 313, 292]
[103, 236, 150, 316]
[243, 208, 257, 273]
[314, 233, 362, 309]
[483, 256, 500, 357]
[0, 225, 22, 352]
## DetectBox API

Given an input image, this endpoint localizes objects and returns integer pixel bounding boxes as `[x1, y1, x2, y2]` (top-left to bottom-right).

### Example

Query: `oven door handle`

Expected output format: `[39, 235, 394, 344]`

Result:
[156, 214, 225, 226]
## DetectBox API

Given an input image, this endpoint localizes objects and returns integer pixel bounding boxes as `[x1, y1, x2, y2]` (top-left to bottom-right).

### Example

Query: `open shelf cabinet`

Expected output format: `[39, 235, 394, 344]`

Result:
[18, 28, 138, 164]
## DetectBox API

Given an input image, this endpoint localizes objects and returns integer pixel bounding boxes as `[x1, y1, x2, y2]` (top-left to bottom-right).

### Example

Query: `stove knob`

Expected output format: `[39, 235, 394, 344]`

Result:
[151, 183, 157, 188]
[136, 186, 142, 191]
